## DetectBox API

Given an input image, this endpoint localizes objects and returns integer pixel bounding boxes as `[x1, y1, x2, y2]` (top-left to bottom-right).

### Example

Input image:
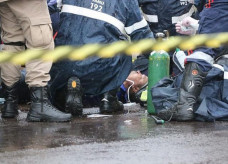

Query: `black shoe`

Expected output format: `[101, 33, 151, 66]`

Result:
[27, 87, 72, 122]
[100, 89, 124, 114]
[157, 102, 194, 121]
[65, 77, 83, 116]
[1, 82, 19, 118]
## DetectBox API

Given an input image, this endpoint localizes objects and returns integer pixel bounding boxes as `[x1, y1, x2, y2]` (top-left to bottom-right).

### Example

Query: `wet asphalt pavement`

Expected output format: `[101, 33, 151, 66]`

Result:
[0, 104, 228, 164]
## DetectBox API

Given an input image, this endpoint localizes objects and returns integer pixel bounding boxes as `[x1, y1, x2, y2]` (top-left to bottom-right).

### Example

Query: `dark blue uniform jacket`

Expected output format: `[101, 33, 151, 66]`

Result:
[50, 0, 153, 99]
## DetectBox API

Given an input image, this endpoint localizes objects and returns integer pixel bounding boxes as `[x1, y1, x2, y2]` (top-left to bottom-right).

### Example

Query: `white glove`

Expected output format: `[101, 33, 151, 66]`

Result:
[175, 17, 199, 35]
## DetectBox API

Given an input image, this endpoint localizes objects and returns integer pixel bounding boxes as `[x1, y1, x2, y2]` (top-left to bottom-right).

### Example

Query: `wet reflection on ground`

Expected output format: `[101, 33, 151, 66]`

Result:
[1, 109, 228, 153]
[0, 110, 151, 152]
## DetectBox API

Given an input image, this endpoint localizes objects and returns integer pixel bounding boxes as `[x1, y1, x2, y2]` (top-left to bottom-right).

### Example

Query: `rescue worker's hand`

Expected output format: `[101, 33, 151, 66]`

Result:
[175, 17, 199, 35]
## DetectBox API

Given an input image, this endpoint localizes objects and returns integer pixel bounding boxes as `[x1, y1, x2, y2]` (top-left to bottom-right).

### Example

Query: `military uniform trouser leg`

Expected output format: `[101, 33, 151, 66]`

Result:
[0, 0, 54, 87]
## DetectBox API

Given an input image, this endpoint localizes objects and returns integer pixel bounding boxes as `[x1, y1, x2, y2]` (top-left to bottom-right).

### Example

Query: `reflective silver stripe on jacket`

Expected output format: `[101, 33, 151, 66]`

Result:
[225, 72, 228, 80]
[125, 18, 148, 35]
[186, 51, 214, 65]
[61, 4, 148, 36]
[142, 13, 158, 23]
[213, 64, 228, 80]
[172, 5, 196, 24]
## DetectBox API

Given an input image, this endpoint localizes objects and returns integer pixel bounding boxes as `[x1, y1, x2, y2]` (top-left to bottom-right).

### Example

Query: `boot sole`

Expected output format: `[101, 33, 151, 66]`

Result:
[26, 113, 72, 122]
[67, 77, 81, 94]
[100, 101, 124, 114]
[65, 77, 83, 115]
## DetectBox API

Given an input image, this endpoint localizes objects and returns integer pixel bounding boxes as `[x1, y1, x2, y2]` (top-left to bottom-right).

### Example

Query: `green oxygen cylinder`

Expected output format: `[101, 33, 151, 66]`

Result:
[147, 50, 170, 114]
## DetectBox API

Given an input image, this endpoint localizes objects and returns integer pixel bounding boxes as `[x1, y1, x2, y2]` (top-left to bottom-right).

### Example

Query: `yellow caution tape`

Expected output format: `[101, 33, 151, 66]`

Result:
[0, 32, 227, 65]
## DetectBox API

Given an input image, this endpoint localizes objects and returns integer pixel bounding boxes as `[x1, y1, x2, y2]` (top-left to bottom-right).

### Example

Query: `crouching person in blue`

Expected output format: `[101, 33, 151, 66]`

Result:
[49, 0, 154, 115]
[138, 0, 197, 37]
[158, 0, 228, 121]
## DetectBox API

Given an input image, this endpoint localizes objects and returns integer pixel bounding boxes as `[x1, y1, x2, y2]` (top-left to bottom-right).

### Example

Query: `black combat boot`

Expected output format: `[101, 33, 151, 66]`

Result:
[26, 86, 72, 122]
[65, 76, 83, 116]
[100, 89, 124, 114]
[1, 82, 19, 118]
[157, 62, 208, 121]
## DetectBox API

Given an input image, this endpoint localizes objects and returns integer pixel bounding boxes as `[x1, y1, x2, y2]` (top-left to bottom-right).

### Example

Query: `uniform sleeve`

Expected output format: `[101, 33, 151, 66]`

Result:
[124, 0, 154, 41]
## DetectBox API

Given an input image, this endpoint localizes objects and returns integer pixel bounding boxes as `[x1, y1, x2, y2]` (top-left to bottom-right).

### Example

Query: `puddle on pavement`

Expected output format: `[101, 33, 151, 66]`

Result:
[0, 110, 227, 153]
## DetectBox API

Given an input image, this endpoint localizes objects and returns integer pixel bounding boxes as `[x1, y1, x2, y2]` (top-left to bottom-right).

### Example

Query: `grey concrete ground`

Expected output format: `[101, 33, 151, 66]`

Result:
[0, 104, 228, 164]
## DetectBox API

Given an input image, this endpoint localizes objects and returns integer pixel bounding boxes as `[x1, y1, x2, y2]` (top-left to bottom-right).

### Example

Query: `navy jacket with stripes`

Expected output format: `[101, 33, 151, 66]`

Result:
[50, 0, 154, 99]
